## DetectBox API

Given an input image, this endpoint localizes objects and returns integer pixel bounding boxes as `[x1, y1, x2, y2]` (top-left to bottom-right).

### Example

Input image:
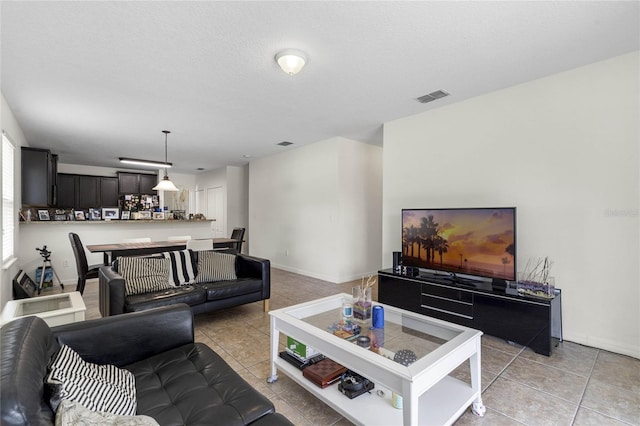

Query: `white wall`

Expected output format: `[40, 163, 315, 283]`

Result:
[1, 93, 28, 308]
[249, 137, 382, 283]
[382, 52, 639, 358]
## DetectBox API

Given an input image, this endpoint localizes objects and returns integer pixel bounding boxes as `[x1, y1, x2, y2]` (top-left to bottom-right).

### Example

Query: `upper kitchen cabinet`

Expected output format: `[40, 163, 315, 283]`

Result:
[117, 172, 157, 195]
[21, 147, 57, 207]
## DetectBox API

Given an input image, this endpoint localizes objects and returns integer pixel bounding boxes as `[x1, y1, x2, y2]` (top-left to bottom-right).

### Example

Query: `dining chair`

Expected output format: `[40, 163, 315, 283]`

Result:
[68, 233, 102, 295]
[123, 237, 152, 243]
[168, 235, 191, 241]
[186, 239, 213, 251]
[230, 227, 246, 253]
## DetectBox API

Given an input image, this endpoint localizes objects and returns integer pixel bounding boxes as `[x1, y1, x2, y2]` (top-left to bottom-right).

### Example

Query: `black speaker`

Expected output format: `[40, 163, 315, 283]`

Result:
[392, 251, 402, 271]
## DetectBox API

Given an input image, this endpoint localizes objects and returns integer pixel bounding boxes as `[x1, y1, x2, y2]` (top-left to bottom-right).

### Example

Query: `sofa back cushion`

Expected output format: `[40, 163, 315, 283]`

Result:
[161, 249, 196, 286]
[1, 316, 57, 425]
[119, 257, 172, 296]
[195, 251, 237, 283]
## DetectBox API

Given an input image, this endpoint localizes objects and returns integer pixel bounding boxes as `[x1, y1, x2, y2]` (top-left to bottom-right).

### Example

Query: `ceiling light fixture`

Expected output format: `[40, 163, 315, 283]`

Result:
[119, 158, 172, 168]
[152, 130, 179, 192]
[275, 49, 307, 75]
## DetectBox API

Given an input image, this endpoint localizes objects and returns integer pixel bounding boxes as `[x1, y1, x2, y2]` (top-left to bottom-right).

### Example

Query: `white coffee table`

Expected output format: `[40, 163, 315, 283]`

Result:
[1, 292, 86, 327]
[268, 293, 485, 426]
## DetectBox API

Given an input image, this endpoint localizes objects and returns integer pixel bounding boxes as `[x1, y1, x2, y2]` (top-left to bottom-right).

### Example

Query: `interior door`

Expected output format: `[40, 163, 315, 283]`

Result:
[207, 186, 225, 237]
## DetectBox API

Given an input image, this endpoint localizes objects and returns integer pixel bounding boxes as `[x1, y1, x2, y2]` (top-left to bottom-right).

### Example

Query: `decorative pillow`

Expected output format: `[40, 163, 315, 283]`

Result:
[119, 256, 172, 295]
[46, 345, 137, 416]
[55, 400, 159, 426]
[161, 249, 196, 286]
[195, 251, 237, 283]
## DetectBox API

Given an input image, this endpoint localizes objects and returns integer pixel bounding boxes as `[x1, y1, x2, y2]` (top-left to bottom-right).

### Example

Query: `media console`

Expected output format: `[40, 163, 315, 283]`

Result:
[378, 269, 562, 356]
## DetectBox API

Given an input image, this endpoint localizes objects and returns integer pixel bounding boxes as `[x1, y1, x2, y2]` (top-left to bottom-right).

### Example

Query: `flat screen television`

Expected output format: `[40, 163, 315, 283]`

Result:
[402, 207, 516, 282]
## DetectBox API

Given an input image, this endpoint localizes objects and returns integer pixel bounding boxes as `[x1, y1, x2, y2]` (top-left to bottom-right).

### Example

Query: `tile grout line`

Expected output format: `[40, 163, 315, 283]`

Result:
[570, 348, 599, 425]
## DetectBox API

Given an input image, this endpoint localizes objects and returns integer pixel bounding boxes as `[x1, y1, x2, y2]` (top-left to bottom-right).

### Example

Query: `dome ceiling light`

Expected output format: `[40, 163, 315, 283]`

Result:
[275, 49, 307, 75]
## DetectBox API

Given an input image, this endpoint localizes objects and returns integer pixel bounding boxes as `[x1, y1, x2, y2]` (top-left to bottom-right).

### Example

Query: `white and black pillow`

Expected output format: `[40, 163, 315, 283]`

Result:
[195, 251, 237, 283]
[161, 249, 196, 286]
[118, 256, 172, 295]
[46, 345, 137, 416]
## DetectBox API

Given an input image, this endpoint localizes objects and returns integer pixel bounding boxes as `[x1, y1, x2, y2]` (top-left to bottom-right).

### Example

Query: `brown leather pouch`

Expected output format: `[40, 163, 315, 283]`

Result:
[302, 358, 347, 388]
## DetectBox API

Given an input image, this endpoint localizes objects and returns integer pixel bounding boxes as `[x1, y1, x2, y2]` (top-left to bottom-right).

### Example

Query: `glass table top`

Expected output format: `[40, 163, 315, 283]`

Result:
[281, 293, 464, 365]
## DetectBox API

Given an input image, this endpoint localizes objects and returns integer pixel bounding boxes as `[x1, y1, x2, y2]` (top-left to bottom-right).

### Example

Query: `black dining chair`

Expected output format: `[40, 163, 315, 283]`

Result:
[68, 233, 102, 295]
[230, 227, 246, 253]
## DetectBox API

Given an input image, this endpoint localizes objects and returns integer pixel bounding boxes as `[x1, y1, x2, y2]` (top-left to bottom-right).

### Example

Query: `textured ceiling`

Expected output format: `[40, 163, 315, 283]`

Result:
[1, 1, 638, 173]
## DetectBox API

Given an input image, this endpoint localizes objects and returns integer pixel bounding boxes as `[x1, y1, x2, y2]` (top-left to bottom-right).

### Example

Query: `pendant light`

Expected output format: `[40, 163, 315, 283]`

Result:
[152, 130, 179, 192]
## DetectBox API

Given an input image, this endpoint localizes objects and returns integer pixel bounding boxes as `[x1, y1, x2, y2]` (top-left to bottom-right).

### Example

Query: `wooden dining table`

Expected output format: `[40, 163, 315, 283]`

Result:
[87, 238, 239, 265]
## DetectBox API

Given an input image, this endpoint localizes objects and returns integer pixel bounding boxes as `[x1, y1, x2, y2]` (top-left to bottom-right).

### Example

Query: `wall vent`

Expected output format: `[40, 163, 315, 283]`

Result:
[416, 90, 450, 104]
[277, 141, 294, 146]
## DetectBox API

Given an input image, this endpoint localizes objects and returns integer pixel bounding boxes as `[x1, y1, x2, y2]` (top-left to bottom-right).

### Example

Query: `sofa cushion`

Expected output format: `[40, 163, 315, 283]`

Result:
[195, 278, 265, 301]
[161, 249, 196, 286]
[46, 344, 137, 416]
[119, 257, 172, 295]
[126, 342, 276, 426]
[195, 251, 237, 283]
[125, 286, 207, 313]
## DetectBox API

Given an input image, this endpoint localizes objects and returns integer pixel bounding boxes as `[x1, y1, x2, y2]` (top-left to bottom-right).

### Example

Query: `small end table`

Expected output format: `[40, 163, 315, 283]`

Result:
[1, 292, 86, 327]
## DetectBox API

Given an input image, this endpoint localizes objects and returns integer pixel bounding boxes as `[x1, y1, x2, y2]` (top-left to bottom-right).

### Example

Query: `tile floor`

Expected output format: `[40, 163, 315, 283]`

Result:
[72, 268, 639, 425]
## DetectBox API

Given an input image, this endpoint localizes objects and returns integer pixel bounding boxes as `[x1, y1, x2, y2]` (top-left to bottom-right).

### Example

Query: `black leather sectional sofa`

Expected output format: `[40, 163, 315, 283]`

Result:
[0, 304, 292, 425]
[99, 252, 271, 316]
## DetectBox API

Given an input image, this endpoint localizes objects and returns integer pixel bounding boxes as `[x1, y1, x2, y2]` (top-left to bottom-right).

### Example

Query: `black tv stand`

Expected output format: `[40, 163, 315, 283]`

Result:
[378, 269, 562, 356]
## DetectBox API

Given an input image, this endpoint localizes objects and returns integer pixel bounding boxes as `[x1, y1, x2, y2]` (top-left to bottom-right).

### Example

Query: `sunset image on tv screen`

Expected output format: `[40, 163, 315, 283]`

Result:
[402, 208, 515, 280]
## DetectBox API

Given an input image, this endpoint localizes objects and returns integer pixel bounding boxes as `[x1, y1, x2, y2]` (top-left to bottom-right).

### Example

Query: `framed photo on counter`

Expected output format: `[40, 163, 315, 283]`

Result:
[38, 210, 50, 221]
[102, 208, 119, 220]
[121, 211, 130, 220]
[138, 211, 151, 220]
[152, 212, 165, 220]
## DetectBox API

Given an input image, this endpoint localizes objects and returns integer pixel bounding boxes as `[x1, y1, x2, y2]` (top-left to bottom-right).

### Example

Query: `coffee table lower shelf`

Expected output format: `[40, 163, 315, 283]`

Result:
[274, 358, 476, 426]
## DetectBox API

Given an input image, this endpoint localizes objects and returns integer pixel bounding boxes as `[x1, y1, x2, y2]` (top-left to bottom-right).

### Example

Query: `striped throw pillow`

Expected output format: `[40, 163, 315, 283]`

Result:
[119, 256, 172, 296]
[161, 249, 196, 286]
[195, 251, 237, 283]
[46, 345, 137, 416]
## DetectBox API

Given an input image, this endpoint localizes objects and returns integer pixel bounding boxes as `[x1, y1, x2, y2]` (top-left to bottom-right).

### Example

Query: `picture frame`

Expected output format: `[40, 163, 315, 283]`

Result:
[102, 208, 119, 220]
[138, 211, 151, 220]
[38, 210, 50, 221]
[152, 212, 165, 220]
[74, 210, 86, 221]
[120, 210, 130, 220]
[89, 208, 101, 220]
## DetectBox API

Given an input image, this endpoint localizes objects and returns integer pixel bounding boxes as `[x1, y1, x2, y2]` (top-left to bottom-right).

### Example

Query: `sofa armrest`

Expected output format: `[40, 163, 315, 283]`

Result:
[237, 254, 271, 300]
[99, 266, 126, 316]
[52, 304, 194, 367]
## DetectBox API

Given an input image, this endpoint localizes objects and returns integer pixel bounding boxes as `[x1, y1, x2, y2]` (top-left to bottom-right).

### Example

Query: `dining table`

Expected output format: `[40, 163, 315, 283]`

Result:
[86, 238, 239, 265]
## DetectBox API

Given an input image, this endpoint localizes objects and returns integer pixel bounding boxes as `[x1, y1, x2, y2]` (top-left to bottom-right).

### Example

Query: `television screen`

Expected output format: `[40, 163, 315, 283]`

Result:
[402, 207, 516, 281]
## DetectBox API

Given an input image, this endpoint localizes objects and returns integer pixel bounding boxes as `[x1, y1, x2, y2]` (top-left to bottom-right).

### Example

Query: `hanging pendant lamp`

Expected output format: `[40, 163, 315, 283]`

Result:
[152, 130, 179, 192]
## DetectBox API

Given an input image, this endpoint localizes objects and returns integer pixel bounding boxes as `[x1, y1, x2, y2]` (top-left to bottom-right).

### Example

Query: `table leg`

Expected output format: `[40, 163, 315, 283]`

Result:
[402, 382, 418, 425]
[470, 339, 486, 416]
[266, 316, 279, 384]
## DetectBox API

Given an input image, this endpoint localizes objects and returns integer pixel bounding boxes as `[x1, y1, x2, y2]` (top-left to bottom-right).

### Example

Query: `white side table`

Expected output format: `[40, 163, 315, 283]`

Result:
[1, 292, 86, 327]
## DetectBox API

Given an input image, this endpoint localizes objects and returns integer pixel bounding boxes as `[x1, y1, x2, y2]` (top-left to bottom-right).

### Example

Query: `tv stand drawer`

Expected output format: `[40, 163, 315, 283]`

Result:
[421, 283, 474, 319]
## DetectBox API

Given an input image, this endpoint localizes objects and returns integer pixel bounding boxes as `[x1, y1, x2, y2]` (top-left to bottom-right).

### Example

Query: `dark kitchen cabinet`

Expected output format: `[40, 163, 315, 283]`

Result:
[100, 177, 119, 207]
[78, 176, 100, 209]
[21, 147, 57, 207]
[56, 174, 77, 208]
[57, 174, 120, 209]
[118, 172, 157, 195]
[139, 174, 157, 194]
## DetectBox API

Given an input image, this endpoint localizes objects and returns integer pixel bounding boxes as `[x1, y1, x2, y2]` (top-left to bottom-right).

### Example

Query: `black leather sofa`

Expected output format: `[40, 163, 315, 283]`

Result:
[99, 252, 271, 317]
[1, 304, 292, 426]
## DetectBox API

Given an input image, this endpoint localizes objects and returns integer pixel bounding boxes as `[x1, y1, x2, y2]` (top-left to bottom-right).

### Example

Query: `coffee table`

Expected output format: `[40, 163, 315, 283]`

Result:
[268, 293, 485, 425]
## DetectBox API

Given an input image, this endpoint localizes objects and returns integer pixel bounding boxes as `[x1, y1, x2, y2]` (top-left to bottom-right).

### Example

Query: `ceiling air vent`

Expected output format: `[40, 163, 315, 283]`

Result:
[416, 90, 450, 104]
[277, 141, 294, 146]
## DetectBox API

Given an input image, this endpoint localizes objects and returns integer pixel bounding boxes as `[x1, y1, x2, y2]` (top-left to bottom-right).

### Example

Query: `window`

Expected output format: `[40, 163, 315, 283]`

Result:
[2, 133, 15, 264]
